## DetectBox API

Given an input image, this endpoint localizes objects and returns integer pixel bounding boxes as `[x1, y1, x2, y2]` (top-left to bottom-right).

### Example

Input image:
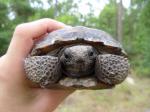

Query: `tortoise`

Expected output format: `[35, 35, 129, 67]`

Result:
[24, 26, 129, 89]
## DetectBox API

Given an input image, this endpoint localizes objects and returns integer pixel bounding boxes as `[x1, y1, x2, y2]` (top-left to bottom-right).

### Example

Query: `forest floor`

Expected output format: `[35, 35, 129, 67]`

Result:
[55, 76, 150, 112]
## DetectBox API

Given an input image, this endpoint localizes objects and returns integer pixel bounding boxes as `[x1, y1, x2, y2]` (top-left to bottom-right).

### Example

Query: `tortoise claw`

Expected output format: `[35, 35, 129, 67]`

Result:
[95, 54, 129, 85]
[24, 56, 61, 88]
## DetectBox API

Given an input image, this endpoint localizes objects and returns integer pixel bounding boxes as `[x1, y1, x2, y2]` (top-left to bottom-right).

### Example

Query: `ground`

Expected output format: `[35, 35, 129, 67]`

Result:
[55, 76, 150, 112]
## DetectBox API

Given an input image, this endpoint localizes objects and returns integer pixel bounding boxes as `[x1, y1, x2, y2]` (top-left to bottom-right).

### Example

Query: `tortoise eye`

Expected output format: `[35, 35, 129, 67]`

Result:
[64, 53, 71, 59]
[64, 54, 69, 58]
[88, 51, 94, 56]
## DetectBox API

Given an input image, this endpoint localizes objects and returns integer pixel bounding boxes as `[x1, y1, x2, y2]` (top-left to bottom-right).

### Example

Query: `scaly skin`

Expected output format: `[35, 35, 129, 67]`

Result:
[60, 45, 97, 77]
[95, 54, 129, 85]
[24, 56, 61, 87]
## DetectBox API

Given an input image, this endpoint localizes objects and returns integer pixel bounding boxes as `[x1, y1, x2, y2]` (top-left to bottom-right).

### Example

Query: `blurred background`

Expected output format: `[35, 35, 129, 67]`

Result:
[0, 0, 150, 111]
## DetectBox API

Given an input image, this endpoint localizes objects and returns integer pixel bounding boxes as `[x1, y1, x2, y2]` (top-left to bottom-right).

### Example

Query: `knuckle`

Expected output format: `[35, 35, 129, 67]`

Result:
[40, 18, 65, 29]
[13, 23, 29, 38]
[40, 18, 52, 28]
[15, 23, 26, 32]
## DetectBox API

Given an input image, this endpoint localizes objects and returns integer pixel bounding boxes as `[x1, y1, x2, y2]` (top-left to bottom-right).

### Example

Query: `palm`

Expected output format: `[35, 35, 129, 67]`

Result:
[0, 19, 73, 112]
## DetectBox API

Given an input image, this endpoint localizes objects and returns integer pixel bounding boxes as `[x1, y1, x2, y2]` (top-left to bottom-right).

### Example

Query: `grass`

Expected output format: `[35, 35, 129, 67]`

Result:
[55, 77, 150, 112]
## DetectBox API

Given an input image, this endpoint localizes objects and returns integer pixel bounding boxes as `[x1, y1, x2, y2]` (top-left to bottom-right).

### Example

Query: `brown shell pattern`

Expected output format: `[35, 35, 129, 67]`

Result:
[33, 26, 126, 56]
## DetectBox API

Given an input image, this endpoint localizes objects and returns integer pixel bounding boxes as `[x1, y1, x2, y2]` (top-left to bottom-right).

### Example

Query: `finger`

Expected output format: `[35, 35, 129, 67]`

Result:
[7, 18, 66, 59]
[13, 18, 66, 38]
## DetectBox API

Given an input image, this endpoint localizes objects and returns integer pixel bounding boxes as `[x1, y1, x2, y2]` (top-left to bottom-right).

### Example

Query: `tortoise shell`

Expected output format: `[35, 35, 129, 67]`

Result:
[32, 26, 126, 56]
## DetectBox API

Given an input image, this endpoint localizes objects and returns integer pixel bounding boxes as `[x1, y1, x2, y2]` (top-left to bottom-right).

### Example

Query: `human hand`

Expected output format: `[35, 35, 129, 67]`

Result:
[0, 18, 73, 112]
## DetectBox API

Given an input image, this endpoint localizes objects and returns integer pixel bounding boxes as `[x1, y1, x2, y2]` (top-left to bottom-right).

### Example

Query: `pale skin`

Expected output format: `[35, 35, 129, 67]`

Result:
[0, 18, 74, 112]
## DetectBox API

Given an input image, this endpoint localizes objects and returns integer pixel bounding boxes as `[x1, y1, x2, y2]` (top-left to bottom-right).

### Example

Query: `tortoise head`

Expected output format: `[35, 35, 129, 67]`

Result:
[60, 45, 98, 77]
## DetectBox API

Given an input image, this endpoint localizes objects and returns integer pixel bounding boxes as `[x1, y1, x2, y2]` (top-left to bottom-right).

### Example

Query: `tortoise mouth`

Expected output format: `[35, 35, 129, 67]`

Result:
[62, 69, 94, 78]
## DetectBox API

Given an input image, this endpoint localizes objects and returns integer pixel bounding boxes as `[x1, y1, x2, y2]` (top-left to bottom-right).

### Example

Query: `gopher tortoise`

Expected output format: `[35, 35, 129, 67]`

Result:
[24, 26, 129, 89]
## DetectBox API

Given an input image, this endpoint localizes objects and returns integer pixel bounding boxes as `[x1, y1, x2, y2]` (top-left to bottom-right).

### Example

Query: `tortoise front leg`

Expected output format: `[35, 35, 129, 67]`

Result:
[24, 56, 61, 88]
[95, 54, 129, 85]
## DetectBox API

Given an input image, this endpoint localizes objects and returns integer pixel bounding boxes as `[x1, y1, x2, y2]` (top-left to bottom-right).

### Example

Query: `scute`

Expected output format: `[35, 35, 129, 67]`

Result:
[33, 26, 126, 56]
